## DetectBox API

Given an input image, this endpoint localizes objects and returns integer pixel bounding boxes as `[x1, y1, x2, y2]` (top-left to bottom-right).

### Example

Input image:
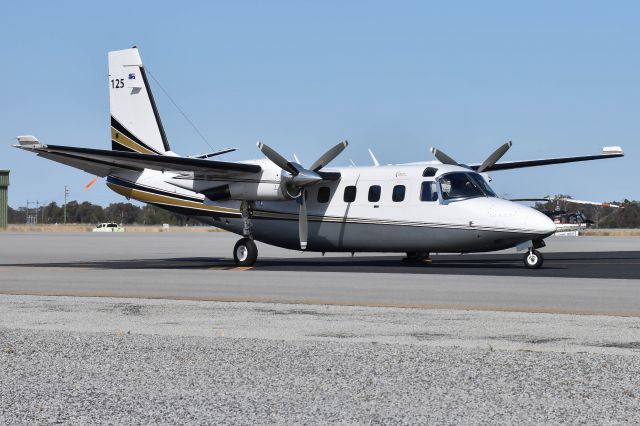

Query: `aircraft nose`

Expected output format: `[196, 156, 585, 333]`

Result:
[527, 208, 556, 236]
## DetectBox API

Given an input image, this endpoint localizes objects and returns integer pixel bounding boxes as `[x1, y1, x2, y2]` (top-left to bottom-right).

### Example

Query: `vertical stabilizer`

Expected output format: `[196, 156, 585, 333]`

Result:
[108, 47, 170, 155]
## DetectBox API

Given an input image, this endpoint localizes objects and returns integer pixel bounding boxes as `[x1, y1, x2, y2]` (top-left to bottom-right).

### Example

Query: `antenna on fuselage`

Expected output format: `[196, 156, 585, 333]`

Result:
[368, 149, 380, 166]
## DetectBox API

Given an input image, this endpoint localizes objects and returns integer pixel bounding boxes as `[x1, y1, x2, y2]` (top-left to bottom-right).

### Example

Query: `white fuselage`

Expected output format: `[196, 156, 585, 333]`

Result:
[106, 162, 556, 253]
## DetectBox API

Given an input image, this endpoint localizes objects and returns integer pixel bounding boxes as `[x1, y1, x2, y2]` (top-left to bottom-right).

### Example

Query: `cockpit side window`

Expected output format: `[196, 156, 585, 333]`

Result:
[439, 173, 489, 201]
[469, 174, 496, 197]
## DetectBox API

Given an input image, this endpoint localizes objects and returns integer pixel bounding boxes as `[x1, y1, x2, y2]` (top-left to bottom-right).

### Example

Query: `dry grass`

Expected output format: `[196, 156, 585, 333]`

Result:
[4, 224, 224, 233]
[580, 229, 640, 237]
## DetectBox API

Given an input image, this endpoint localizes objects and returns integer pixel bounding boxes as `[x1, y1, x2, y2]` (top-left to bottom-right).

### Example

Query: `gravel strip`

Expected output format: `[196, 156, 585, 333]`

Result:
[1, 295, 640, 424]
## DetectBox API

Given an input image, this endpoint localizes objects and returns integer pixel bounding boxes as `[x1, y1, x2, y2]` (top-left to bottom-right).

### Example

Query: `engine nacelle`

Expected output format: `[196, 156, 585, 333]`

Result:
[227, 181, 292, 201]
[165, 159, 300, 201]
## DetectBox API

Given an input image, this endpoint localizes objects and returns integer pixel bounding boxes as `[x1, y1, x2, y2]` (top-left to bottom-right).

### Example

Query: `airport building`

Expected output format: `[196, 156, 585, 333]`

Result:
[0, 170, 8, 230]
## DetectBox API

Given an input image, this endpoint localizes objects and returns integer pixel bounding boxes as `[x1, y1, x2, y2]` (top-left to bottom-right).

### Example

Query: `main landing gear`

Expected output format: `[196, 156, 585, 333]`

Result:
[523, 248, 543, 269]
[402, 251, 432, 264]
[234, 201, 258, 266]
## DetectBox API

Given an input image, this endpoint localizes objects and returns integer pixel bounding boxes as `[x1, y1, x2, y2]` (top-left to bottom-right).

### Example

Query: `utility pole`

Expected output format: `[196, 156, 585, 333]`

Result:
[26, 200, 37, 224]
[35, 200, 39, 225]
[64, 186, 70, 224]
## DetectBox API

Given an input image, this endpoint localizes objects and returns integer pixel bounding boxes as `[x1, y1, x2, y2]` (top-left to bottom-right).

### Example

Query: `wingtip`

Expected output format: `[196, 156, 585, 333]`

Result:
[602, 146, 624, 156]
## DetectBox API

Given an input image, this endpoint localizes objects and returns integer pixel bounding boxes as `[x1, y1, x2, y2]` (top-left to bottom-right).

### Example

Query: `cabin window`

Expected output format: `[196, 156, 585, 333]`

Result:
[344, 186, 357, 202]
[420, 181, 438, 202]
[368, 185, 381, 202]
[317, 187, 330, 203]
[423, 167, 438, 177]
[392, 185, 405, 202]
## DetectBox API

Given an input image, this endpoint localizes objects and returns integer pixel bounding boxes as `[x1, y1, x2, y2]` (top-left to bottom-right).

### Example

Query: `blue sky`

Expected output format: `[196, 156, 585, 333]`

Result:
[1, 1, 638, 208]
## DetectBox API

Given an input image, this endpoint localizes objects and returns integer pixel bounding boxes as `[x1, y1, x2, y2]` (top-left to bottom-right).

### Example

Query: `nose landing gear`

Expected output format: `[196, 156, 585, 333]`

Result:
[523, 248, 543, 269]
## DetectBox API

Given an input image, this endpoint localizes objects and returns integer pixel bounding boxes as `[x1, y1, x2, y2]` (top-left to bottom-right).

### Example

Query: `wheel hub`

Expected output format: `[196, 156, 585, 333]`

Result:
[236, 245, 248, 262]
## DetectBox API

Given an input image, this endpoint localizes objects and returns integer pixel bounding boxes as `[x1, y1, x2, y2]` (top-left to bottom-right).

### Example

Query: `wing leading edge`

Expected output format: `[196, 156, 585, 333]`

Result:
[470, 147, 624, 172]
[14, 138, 261, 178]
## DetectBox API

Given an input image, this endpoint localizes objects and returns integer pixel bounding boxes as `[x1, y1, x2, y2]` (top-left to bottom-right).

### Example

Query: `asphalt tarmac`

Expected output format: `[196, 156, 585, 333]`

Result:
[1, 232, 639, 315]
[2, 233, 640, 423]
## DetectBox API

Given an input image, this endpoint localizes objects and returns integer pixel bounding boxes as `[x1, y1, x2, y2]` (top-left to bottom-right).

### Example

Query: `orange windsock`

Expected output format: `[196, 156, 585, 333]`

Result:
[84, 177, 98, 190]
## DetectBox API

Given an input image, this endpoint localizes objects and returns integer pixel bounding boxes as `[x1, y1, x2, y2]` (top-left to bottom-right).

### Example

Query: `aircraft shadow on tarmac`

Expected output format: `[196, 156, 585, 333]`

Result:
[4, 251, 640, 279]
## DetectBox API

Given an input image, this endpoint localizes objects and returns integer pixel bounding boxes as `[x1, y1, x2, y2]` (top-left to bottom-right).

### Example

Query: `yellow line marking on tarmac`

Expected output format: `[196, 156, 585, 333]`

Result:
[230, 266, 254, 272]
[206, 266, 254, 271]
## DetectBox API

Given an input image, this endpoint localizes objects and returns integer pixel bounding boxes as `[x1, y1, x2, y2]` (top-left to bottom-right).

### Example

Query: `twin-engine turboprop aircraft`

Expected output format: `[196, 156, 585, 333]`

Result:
[15, 47, 625, 268]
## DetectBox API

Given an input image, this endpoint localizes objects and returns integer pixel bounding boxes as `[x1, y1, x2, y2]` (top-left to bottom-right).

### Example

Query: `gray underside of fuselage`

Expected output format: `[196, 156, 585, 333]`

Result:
[195, 216, 534, 253]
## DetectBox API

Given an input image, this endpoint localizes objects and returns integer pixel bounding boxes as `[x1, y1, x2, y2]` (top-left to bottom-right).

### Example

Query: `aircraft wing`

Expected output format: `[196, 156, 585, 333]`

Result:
[14, 139, 262, 179]
[469, 147, 624, 172]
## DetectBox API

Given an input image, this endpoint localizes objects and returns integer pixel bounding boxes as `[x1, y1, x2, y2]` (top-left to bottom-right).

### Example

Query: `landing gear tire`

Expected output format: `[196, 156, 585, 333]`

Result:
[403, 251, 432, 264]
[233, 238, 258, 266]
[523, 249, 543, 269]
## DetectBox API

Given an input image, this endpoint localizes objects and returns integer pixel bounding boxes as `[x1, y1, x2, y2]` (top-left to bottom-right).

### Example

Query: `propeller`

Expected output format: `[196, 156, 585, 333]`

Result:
[257, 140, 348, 250]
[430, 147, 458, 165]
[477, 141, 512, 172]
[430, 141, 513, 172]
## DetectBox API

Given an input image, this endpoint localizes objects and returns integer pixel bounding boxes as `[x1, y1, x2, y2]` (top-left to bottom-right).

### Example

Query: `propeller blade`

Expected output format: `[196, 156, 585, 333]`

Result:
[298, 191, 308, 250]
[84, 176, 98, 190]
[257, 142, 297, 175]
[477, 141, 513, 173]
[310, 140, 349, 172]
[430, 147, 458, 165]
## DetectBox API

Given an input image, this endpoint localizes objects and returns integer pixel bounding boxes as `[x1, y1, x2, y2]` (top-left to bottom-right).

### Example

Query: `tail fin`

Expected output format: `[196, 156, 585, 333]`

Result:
[108, 47, 170, 155]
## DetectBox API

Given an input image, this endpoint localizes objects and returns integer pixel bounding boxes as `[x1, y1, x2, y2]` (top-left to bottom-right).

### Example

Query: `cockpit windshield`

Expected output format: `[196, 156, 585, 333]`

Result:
[438, 172, 496, 201]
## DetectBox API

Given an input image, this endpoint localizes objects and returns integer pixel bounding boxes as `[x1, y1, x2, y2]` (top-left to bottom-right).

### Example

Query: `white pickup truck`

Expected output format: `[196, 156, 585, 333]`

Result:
[92, 222, 125, 232]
